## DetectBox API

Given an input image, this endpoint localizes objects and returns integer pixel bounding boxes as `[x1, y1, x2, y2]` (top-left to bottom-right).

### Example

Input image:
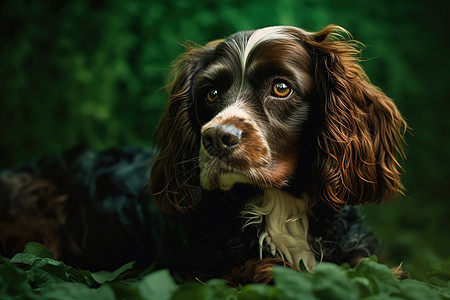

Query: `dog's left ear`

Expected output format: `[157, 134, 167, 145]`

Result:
[300, 25, 407, 208]
[150, 41, 221, 214]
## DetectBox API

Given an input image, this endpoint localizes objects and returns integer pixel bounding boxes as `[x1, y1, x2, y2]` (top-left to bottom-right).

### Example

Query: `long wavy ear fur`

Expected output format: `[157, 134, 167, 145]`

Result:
[301, 25, 407, 208]
[150, 42, 218, 214]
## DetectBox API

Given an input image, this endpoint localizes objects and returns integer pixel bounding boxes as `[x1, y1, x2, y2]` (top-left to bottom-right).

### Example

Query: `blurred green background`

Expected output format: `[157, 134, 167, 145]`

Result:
[1, 0, 449, 279]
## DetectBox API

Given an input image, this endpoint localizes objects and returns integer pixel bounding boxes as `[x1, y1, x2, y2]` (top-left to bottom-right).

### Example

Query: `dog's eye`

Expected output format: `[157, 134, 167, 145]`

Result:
[272, 81, 292, 98]
[206, 89, 219, 102]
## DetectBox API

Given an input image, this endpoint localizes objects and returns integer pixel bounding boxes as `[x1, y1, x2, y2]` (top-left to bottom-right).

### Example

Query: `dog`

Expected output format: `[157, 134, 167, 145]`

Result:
[0, 25, 406, 284]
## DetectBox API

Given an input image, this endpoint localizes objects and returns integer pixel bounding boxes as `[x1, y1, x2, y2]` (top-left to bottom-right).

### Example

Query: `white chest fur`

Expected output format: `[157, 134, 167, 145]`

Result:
[243, 190, 316, 271]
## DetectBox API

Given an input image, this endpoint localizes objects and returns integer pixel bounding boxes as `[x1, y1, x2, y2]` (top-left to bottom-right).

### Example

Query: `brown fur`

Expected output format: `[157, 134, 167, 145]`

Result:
[0, 173, 68, 257]
[150, 51, 203, 213]
[300, 26, 407, 208]
[225, 257, 297, 285]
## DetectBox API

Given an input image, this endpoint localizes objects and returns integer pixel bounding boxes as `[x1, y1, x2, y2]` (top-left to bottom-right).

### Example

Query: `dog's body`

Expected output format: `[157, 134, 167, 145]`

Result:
[0, 147, 377, 283]
[0, 25, 406, 284]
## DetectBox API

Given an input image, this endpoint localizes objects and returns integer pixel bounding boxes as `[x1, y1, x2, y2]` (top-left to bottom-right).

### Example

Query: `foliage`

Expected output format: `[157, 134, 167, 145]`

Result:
[0, 0, 449, 286]
[0, 243, 449, 300]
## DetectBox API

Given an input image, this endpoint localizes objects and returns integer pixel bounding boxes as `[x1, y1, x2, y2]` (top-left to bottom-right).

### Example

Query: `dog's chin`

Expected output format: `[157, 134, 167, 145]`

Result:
[200, 171, 252, 191]
[199, 152, 295, 191]
[218, 173, 253, 190]
[200, 162, 294, 191]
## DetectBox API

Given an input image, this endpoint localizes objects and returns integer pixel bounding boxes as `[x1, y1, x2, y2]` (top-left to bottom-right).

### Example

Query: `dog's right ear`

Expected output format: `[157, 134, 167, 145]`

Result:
[150, 41, 220, 214]
[299, 25, 407, 209]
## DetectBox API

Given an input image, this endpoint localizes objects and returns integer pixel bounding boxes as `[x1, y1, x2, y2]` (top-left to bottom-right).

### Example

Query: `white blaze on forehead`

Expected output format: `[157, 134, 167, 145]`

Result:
[241, 26, 295, 72]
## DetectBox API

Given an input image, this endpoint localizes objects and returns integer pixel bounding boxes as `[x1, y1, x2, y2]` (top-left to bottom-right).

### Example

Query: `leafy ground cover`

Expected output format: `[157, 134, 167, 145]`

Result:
[1, 242, 448, 300]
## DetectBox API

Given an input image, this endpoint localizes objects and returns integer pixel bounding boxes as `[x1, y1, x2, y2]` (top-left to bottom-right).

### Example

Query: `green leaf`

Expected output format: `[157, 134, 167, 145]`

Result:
[91, 261, 135, 284]
[438, 283, 450, 299]
[352, 259, 400, 296]
[39, 282, 116, 300]
[67, 267, 98, 287]
[0, 263, 32, 296]
[172, 279, 243, 300]
[9, 253, 40, 266]
[350, 276, 373, 298]
[107, 281, 144, 300]
[203, 279, 238, 300]
[240, 284, 281, 300]
[23, 242, 54, 259]
[312, 263, 359, 300]
[29, 258, 69, 288]
[171, 282, 206, 300]
[138, 269, 178, 300]
[172, 280, 240, 300]
[426, 262, 450, 288]
[368, 255, 379, 263]
[273, 266, 317, 300]
[397, 279, 442, 300]
[9, 242, 55, 266]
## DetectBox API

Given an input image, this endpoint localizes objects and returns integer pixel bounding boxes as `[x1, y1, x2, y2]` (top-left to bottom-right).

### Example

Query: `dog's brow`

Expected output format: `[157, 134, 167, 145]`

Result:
[243, 27, 293, 69]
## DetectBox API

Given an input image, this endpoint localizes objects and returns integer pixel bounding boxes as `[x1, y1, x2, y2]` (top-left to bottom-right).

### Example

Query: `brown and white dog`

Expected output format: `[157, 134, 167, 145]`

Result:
[150, 24, 406, 281]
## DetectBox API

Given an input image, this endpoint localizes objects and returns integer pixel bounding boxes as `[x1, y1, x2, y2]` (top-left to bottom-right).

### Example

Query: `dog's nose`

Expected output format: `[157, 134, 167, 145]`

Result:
[202, 125, 242, 157]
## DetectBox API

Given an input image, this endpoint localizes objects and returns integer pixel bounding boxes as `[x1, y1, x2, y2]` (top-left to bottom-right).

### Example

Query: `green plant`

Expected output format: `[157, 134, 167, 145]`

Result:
[1, 242, 448, 299]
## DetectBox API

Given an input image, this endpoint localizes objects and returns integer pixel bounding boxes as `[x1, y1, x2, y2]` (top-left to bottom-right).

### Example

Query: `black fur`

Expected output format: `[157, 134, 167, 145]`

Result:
[0, 147, 377, 279]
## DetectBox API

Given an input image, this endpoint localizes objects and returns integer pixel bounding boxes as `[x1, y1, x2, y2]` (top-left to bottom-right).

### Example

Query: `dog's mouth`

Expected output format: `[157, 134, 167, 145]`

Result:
[199, 147, 295, 191]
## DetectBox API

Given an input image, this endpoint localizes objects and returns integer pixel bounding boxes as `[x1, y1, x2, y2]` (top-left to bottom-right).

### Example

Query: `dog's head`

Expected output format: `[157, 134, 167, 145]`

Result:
[151, 25, 407, 213]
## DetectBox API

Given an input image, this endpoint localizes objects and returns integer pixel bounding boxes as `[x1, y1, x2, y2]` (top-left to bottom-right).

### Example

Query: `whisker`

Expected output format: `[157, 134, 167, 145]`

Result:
[260, 157, 270, 165]
[175, 156, 200, 165]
